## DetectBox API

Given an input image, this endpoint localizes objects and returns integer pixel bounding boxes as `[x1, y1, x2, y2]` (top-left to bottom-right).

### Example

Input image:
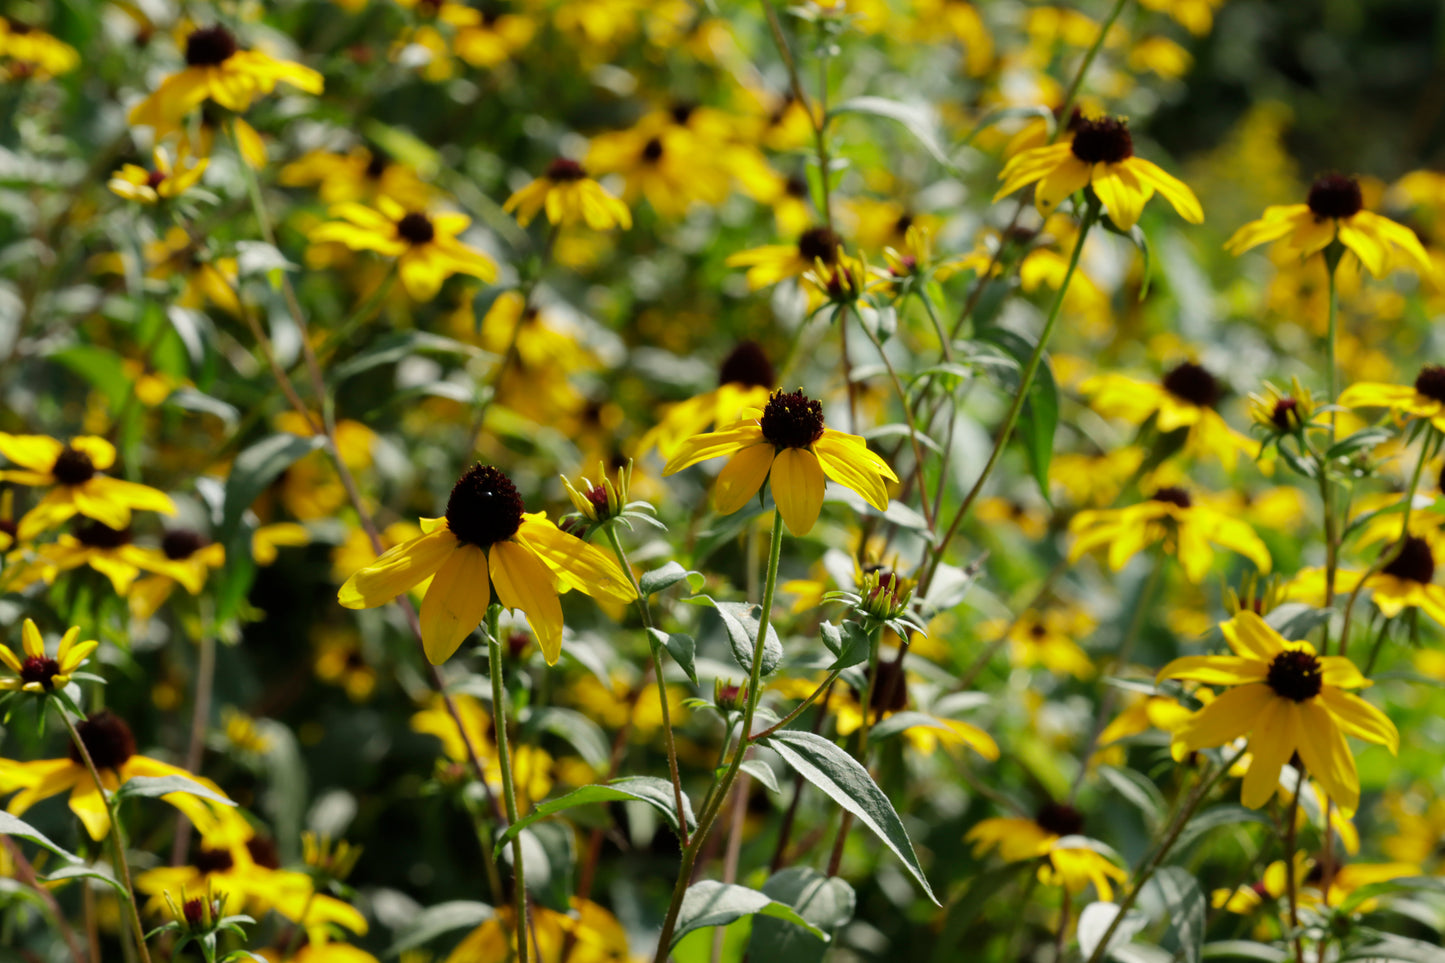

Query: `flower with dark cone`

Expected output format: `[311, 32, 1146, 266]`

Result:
[663, 388, 899, 536]
[726, 226, 846, 290]
[1339, 364, 1445, 433]
[1225, 173, 1434, 279]
[562, 460, 656, 532]
[1299, 533, 1445, 628]
[1157, 611, 1398, 815]
[0, 434, 175, 539]
[1082, 361, 1254, 468]
[995, 114, 1203, 230]
[1249, 378, 1318, 438]
[636, 341, 777, 459]
[967, 801, 1127, 897]
[503, 157, 632, 230]
[339, 464, 636, 664]
[0, 709, 230, 839]
[108, 146, 209, 204]
[0, 619, 98, 695]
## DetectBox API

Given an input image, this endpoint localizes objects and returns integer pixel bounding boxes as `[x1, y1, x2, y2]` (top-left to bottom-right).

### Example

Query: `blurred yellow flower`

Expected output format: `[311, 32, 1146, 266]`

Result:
[503, 158, 631, 231]
[0, 434, 175, 539]
[0, 620, 98, 695]
[107, 146, 208, 204]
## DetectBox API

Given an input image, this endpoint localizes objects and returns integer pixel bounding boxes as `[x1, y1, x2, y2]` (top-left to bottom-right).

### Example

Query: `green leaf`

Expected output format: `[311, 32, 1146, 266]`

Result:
[1148, 867, 1205, 963]
[830, 621, 871, 670]
[1174, 805, 1272, 851]
[50, 345, 130, 411]
[331, 331, 480, 383]
[830, 96, 954, 170]
[976, 326, 1057, 501]
[639, 561, 704, 597]
[493, 776, 695, 858]
[670, 880, 825, 949]
[649, 628, 699, 686]
[738, 759, 780, 794]
[763, 729, 938, 904]
[1327, 426, 1395, 459]
[690, 596, 783, 678]
[1336, 875, 1445, 914]
[747, 867, 855, 963]
[1265, 603, 1334, 641]
[389, 900, 493, 954]
[116, 774, 236, 808]
[220, 433, 326, 540]
[44, 862, 129, 896]
[1338, 935, 1445, 962]
[1077, 901, 1149, 960]
[0, 810, 80, 862]
[527, 707, 611, 769]
[1201, 942, 1290, 962]
[1099, 765, 1166, 829]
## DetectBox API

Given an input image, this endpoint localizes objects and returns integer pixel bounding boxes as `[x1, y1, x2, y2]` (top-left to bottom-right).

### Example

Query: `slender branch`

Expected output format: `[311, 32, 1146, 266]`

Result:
[1284, 767, 1307, 963]
[487, 612, 531, 963]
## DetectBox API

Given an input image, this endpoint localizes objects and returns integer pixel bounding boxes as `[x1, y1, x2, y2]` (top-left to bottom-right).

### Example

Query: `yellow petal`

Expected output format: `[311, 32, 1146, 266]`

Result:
[0, 434, 63, 473]
[813, 431, 895, 509]
[713, 443, 774, 516]
[87, 476, 176, 514]
[1155, 655, 1267, 687]
[1295, 700, 1359, 817]
[515, 514, 635, 603]
[1223, 206, 1308, 255]
[338, 528, 457, 609]
[1241, 698, 1293, 810]
[21, 620, 44, 659]
[1317, 687, 1398, 753]
[1126, 158, 1203, 223]
[1338, 220, 1387, 278]
[663, 422, 767, 475]
[1175, 683, 1272, 748]
[419, 543, 490, 665]
[1033, 155, 1091, 215]
[1221, 610, 1287, 660]
[771, 447, 826, 536]
[490, 540, 565, 665]
[69, 437, 117, 471]
[1091, 164, 1146, 231]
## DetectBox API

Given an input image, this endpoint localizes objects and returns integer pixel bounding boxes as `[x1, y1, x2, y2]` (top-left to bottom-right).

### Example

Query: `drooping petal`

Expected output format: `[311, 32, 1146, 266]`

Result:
[1338, 220, 1388, 278]
[771, 447, 826, 536]
[515, 514, 635, 603]
[1090, 163, 1146, 231]
[1127, 158, 1204, 223]
[813, 431, 895, 510]
[0, 434, 63, 473]
[338, 528, 457, 608]
[662, 422, 767, 475]
[1032, 155, 1092, 215]
[1174, 683, 1273, 749]
[1317, 656, 1368, 690]
[1156, 655, 1268, 687]
[1241, 698, 1294, 810]
[1295, 700, 1360, 817]
[490, 539, 565, 665]
[1221, 610, 1288, 660]
[1317, 687, 1399, 753]
[1223, 207, 1309, 255]
[419, 544, 491, 665]
[712, 443, 774, 516]
[69, 768, 121, 840]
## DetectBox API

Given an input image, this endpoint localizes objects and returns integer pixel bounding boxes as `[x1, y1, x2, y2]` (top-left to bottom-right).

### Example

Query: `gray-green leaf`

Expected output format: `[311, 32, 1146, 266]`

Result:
[670, 881, 825, 948]
[492, 776, 694, 858]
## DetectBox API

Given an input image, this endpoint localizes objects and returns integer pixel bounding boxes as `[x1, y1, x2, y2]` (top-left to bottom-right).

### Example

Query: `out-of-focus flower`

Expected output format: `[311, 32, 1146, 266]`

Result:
[503, 158, 631, 231]
[1135, 0, 1224, 36]
[1339, 364, 1445, 432]
[980, 607, 1096, 679]
[0, 18, 79, 78]
[0, 434, 175, 539]
[279, 147, 433, 209]
[5, 522, 174, 596]
[968, 802, 1127, 898]
[0, 620, 98, 695]
[444, 899, 630, 963]
[108, 146, 209, 204]
[1082, 362, 1255, 469]
[638, 342, 777, 459]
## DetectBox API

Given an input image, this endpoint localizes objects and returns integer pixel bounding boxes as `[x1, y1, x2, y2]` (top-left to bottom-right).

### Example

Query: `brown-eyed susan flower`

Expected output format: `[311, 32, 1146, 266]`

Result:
[129, 529, 227, 620]
[637, 341, 777, 459]
[1224, 173, 1434, 279]
[1069, 486, 1272, 583]
[307, 197, 498, 301]
[726, 226, 844, 290]
[127, 25, 323, 137]
[995, 114, 1203, 230]
[5, 522, 173, 596]
[1082, 362, 1256, 469]
[586, 116, 730, 219]
[445, 898, 629, 963]
[279, 146, 433, 210]
[1248, 378, 1319, 437]
[0, 710, 228, 839]
[1338, 364, 1445, 432]
[107, 146, 209, 204]
[967, 803, 1127, 898]
[662, 389, 899, 537]
[1295, 535, 1445, 627]
[980, 606, 1096, 679]
[503, 158, 632, 231]
[0, 18, 78, 78]
[338, 464, 636, 665]
[0, 620, 98, 695]
[1157, 611, 1398, 816]
[0, 434, 175, 539]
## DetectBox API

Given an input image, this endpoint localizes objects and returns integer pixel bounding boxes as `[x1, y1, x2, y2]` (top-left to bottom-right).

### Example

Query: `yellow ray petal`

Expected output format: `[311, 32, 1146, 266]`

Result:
[1317, 687, 1398, 753]
[1295, 699, 1359, 817]
[1241, 697, 1294, 809]
[663, 422, 767, 475]
[713, 443, 774, 516]
[1175, 683, 1272, 748]
[418, 543, 490, 665]
[813, 432, 893, 509]
[516, 515, 635, 603]
[771, 447, 826, 536]
[490, 539, 565, 664]
[1156, 655, 1268, 687]
[338, 528, 457, 609]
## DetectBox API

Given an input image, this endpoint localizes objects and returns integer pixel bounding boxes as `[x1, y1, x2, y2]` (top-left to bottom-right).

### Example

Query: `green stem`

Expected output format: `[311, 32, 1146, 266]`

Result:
[826, 623, 883, 873]
[922, 207, 1098, 591]
[754, 667, 845, 740]
[1284, 767, 1306, 963]
[486, 610, 530, 963]
[652, 509, 785, 962]
[1053, 0, 1130, 130]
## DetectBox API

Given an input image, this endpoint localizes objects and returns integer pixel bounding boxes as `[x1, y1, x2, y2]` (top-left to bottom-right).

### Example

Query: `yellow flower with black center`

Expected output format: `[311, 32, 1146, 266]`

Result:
[663, 389, 899, 536]
[980, 606, 1096, 679]
[307, 197, 498, 301]
[503, 158, 632, 231]
[1082, 361, 1255, 468]
[1338, 363, 1445, 432]
[0, 18, 79, 78]
[108, 146, 209, 204]
[995, 114, 1203, 230]
[0, 620, 98, 695]
[129, 528, 228, 620]
[1292, 535, 1445, 627]
[0, 710, 227, 839]
[967, 802, 1127, 898]
[1225, 173, 1434, 279]
[1157, 610, 1398, 815]
[5, 521, 174, 596]
[279, 146, 434, 210]
[128, 25, 324, 136]
[637, 341, 777, 459]
[0, 434, 175, 539]
[1069, 486, 1272, 583]
[726, 225, 844, 290]
[339, 464, 636, 664]
[585, 117, 730, 219]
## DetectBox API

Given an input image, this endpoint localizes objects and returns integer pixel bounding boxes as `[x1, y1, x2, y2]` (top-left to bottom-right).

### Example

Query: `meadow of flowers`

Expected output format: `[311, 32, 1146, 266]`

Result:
[2, 1, 1445, 961]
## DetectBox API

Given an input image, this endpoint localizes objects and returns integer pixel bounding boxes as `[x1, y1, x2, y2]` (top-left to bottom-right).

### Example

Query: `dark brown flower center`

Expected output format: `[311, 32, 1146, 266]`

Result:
[1161, 362, 1221, 408]
[1306, 173, 1363, 220]
[1382, 535, 1435, 584]
[670, 102, 696, 126]
[866, 656, 909, 714]
[1028, 622, 1049, 640]
[183, 897, 206, 924]
[246, 836, 281, 869]
[184, 25, 238, 67]
[396, 212, 435, 245]
[364, 148, 391, 179]
[1070, 116, 1134, 165]
[1035, 802, 1085, 837]
[1151, 487, 1192, 509]
[759, 389, 825, 449]
[1266, 648, 1323, 702]
[445, 465, 525, 548]
[68, 710, 136, 770]
[162, 529, 207, 560]
[546, 158, 586, 182]
[1414, 365, 1445, 403]
[1271, 398, 1300, 430]
[146, 170, 168, 189]
[20, 656, 60, 689]
[642, 137, 664, 163]
[584, 485, 609, 509]
[193, 847, 235, 874]
[718, 341, 775, 389]
[785, 175, 808, 198]
[51, 447, 97, 485]
[797, 226, 841, 265]
[74, 521, 132, 549]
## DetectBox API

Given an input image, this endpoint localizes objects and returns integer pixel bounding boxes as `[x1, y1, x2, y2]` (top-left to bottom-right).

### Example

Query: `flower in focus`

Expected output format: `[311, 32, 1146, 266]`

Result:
[663, 389, 899, 536]
[1081, 361, 1255, 469]
[1224, 173, 1434, 279]
[967, 802, 1127, 898]
[128, 25, 323, 137]
[339, 464, 636, 664]
[307, 197, 498, 301]
[995, 114, 1203, 230]
[0, 435, 175, 539]
[0, 620, 98, 695]
[107, 146, 209, 204]
[1069, 486, 1272, 583]
[562, 460, 653, 530]
[503, 158, 631, 231]
[1338, 364, 1445, 433]
[1157, 611, 1398, 815]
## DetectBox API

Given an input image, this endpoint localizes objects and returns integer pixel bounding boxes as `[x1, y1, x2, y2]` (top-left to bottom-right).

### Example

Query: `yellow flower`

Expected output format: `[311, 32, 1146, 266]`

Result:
[1301, 535, 1445, 627]
[252, 522, 311, 566]
[663, 389, 899, 537]
[445, 899, 630, 963]
[278, 146, 434, 210]
[0, 434, 175, 539]
[1338, 364, 1445, 432]
[995, 114, 1203, 230]
[0, 620, 98, 695]
[108, 146, 209, 204]
[1082, 362, 1255, 469]
[1224, 173, 1434, 279]
[411, 694, 555, 808]
[307, 197, 498, 301]
[1135, 0, 1224, 35]
[503, 158, 632, 231]
[128, 528, 227, 620]
[636, 341, 777, 459]
[585, 117, 730, 219]
[0, 710, 227, 839]
[313, 626, 377, 702]
[5, 521, 175, 596]
[726, 226, 843, 290]
[0, 18, 79, 78]
[1069, 486, 1271, 583]
[338, 464, 636, 664]
[981, 607, 1096, 679]
[128, 25, 323, 137]
[966, 804, 1127, 898]
[1157, 611, 1398, 816]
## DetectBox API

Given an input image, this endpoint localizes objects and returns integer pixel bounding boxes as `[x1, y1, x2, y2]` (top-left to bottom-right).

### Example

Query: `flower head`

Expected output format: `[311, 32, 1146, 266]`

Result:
[0, 620, 98, 695]
[503, 158, 632, 231]
[0, 434, 175, 540]
[967, 803, 1127, 898]
[1082, 362, 1255, 468]
[108, 146, 209, 205]
[1338, 364, 1445, 433]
